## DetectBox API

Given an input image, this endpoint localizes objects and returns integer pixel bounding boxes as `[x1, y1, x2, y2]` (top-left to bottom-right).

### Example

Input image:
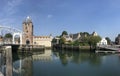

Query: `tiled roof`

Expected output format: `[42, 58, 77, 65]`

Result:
[70, 33, 80, 40]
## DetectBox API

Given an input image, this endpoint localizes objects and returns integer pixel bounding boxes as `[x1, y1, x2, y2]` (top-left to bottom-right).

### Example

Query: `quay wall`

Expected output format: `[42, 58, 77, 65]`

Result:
[53, 44, 91, 51]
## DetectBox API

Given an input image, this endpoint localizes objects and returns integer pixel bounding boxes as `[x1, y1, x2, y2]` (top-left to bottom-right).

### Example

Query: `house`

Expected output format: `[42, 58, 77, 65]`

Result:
[3, 38, 12, 44]
[115, 34, 120, 45]
[97, 38, 107, 46]
[62, 35, 72, 44]
[52, 37, 60, 45]
[63, 35, 72, 41]
[92, 31, 98, 36]
[69, 33, 81, 41]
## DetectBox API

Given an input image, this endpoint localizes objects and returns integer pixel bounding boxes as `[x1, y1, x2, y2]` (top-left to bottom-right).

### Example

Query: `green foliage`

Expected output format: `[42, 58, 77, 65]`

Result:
[52, 38, 57, 43]
[73, 40, 80, 46]
[61, 31, 68, 36]
[80, 36, 89, 42]
[105, 37, 111, 45]
[58, 31, 101, 48]
[72, 40, 89, 46]
[80, 32, 90, 37]
[4, 33, 12, 38]
[59, 37, 66, 44]
[88, 36, 101, 47]
[74, 35, 101, 47]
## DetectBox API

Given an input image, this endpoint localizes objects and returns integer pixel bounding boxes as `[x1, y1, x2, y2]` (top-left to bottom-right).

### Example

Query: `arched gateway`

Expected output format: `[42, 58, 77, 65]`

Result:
[13, 33, 22, 44]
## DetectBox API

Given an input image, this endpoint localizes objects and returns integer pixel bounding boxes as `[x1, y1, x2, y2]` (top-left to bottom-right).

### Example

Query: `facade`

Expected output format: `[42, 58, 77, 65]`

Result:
[52, 37, 60, 45]
[92, 31, 98, 36]
[22, 16, 52, 47]
[33, 36, 52, 47]
[70, 33, 81, 41]
[97, 38, 107, 46]
[62, 35, 72, 44]
[22, 16, 33, 45]
[3, 38, 12, 44]
[61, 32, 98, 43]
[63, 35, 72, 41]
[115, 34, 120, 45]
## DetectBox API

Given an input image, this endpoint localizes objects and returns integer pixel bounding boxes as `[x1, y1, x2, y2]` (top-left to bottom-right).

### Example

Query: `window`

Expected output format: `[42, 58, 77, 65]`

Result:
[26, 30, 28, 33]
[34, 42, 36, 44]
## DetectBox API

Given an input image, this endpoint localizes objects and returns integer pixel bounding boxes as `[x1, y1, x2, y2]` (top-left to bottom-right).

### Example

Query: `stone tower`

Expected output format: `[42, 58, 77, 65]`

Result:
[22, 16, 33, 45]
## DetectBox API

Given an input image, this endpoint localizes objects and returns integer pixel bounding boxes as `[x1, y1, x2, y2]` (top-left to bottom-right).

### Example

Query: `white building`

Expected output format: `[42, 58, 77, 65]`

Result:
[92, 31, 98, 36]
[63, 35, 72, 41]
[33, 36, 53, 47]
[97, 38, 107, 46]
[70, 33, 81, 41]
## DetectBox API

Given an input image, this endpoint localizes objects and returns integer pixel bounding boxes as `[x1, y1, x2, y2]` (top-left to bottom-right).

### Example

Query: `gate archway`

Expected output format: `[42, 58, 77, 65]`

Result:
[13, 33, 22, 44]
[26, 39, 30, 45]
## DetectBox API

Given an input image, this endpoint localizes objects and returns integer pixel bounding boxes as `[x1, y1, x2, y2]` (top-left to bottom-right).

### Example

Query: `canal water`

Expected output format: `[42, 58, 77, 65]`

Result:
[2, 50, 120, 76]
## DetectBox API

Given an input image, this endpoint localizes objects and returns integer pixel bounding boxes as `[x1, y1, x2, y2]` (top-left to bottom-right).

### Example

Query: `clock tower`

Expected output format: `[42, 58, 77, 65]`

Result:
[22, 16, 33, 45]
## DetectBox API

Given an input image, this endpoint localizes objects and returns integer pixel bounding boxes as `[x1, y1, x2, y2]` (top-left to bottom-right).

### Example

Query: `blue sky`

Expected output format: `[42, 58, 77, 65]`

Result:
[0, 0, 120, 40]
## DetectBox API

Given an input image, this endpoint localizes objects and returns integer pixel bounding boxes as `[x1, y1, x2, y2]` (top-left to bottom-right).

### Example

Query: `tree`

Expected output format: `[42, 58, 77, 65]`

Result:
[105, 37, 111, 45]
[4, 33, 12, 38]
[59, 37, 66, 44]
[61, 31, 68, 36]
[52, 38, 57, 43]
[80, 32, 90, 37]
[88, 36, 101, 49]
[73, 40, 80, 46]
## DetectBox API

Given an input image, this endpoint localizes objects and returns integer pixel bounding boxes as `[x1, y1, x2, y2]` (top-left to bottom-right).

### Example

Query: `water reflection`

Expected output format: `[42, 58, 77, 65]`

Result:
[13, 55, 33, 76]
[53, 50, 102, 66]
[11, 50, 120, 76]
[32, 50, 52, 61]
[13, 50, 52, 76]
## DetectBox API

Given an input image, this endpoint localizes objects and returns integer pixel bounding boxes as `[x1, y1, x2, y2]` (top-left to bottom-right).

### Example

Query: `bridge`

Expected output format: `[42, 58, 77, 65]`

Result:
[0, 25, 25, 45]
[0, 25, 32, 76]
